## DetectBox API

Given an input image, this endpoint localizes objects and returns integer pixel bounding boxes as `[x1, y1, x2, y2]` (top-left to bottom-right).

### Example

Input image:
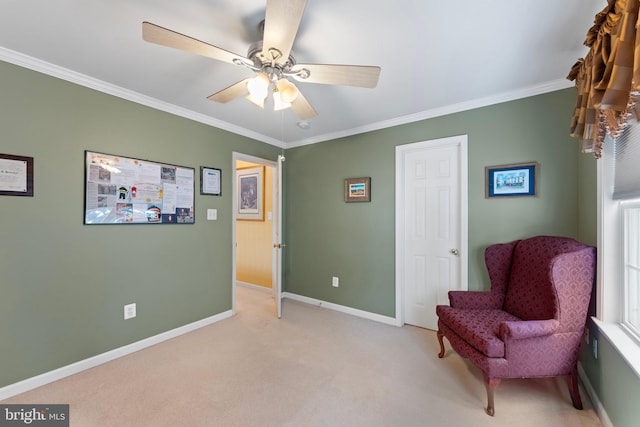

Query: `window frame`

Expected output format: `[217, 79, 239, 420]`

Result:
[596, 136, 640, 376]
[621, 201, 640, 342]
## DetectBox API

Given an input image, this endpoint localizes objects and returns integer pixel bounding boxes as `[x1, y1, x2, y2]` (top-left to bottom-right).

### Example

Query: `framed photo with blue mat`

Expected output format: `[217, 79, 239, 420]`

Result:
[485, 162, 537, 198]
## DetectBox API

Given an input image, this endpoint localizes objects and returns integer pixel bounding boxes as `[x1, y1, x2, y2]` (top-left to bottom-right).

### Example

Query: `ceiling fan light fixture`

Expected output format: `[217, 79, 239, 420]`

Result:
[276, 78, 299, 103]
[247, 73, 270, 104]
[273, 89, 291, 111]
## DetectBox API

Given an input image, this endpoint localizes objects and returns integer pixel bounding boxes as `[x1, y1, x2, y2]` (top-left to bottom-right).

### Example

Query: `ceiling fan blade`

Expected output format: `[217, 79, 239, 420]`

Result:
[207, 79, 251, 103]
[290, 90, 317, 120]
[261, 0, 307, 65]
[142, 21, 249, 66]
[290, 64, 381, 88]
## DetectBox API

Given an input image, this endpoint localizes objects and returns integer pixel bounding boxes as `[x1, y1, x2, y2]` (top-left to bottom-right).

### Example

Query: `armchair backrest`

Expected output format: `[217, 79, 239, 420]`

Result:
[484, 240, 519, 295]
[485, 236, 596, 330]
[502, 236, 595, 326]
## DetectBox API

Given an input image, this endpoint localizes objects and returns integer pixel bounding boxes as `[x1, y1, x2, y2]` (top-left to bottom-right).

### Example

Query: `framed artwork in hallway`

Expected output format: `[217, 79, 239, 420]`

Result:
[237, 166, 264, 220]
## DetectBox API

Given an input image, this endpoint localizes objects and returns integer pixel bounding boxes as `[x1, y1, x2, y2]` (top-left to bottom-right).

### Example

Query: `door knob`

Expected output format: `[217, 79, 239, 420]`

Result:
[450, 249, 459, 255]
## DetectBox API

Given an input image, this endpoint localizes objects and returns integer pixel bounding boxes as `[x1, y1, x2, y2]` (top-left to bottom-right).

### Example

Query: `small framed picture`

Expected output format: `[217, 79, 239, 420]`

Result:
[344, 177, 371, 203]
[485, 162, 537, 198]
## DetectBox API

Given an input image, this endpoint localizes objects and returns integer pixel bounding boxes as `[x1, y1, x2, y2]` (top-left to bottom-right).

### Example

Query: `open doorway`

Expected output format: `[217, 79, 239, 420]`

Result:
[236, 159, 274, 291]
[232, 153, 281, 317]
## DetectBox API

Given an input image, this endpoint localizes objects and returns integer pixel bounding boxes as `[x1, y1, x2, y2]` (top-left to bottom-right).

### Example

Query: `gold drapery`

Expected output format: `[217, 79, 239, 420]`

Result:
[567, 0, 640, 158]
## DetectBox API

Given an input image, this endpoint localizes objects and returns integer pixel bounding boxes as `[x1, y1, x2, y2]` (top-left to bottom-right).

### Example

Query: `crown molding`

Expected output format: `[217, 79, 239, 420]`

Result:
[1, 46, 572, 150]
[285, 78, 575, 148]
[0, 46, 286, 149]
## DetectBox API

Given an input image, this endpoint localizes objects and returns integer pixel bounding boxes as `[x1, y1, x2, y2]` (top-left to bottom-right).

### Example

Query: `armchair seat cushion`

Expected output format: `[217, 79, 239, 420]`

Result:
[436, 306, 521, 358]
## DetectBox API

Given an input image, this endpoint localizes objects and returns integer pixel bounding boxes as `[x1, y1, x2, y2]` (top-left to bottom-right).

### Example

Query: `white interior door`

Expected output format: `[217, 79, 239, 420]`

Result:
[396, 136, 468, 329]
[272, 155, 284, 318]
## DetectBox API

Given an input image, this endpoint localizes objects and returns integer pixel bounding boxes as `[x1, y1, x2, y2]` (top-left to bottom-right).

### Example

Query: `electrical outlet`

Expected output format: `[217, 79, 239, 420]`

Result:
[124, 303, 137, 320]
[332, 276, 339, 287]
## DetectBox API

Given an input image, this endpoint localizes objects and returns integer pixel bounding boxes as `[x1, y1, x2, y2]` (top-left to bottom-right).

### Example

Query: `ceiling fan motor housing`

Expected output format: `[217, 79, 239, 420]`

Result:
[247, 41, 299, 81]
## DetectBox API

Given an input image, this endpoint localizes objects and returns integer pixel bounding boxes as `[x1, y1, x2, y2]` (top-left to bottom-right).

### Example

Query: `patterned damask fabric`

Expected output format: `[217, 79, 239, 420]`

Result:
[503, 236, 588, 321]
[498, 319, 559, 340]
[448, 290, 504, 310]
[484, 240, 519, 295]
[436, 306, 521, 357]
[504, 333, 582, 377]
[438, 320, 510, 378]
[551, 249, 596, 333]
[436, 235, 596, 380]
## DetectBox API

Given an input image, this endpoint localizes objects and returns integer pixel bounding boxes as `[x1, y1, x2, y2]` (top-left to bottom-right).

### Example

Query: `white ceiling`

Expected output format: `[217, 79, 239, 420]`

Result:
[0, 0, 603, 148]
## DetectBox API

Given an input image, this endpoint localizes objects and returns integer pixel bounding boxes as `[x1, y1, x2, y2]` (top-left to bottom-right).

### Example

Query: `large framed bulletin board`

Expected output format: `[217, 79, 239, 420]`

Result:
[84, 151, 195, 224]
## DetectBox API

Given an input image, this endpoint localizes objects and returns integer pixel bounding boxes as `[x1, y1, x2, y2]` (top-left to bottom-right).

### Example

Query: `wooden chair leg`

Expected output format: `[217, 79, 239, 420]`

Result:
[484, 378, 500, 416]
[437, 330, 446, 358]
[567, 374, 583, 410]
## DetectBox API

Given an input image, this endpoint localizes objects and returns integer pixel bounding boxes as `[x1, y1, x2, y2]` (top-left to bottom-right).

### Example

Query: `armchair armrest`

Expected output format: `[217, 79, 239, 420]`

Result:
[448, 291, 504, 309]
[499, 319, 560, 340]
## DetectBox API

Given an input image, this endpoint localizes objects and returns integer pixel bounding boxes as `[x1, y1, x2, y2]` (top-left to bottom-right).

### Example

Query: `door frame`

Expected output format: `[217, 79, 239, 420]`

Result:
[231, 152, 279, 316]
[394, 135, 469, 327]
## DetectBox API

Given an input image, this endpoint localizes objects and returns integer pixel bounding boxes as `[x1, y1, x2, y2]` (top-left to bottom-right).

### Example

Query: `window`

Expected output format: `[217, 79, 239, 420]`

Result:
[596, 121, 640, 375]
[612, 122, 640, 344]
[623, 202, 640, 340]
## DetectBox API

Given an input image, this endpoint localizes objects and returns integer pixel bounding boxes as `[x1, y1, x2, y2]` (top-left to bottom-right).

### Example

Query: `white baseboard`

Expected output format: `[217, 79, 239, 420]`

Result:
[0, 310, 233, 401]
[236, 281, 272, 293]
[282, 292, 397, 326]
[578, 362, 612, 427]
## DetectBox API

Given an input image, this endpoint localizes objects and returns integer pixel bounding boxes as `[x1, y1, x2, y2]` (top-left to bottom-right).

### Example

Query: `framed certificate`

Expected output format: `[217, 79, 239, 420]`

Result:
[200, 166, 222, 196]
[0, 153, 33, 197]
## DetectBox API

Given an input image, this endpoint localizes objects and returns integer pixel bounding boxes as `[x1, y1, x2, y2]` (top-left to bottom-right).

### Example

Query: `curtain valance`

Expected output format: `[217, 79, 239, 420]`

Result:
[567, 0, 640, 158]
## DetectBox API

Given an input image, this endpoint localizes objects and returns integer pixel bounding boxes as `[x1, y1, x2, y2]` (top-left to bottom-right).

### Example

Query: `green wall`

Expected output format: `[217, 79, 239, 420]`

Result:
[0, 60, 280, 387]
[285, 89, 579, 316]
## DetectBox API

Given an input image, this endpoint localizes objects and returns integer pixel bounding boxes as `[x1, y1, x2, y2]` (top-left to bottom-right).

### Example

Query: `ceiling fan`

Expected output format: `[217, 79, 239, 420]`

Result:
[142, 0, 381, 120]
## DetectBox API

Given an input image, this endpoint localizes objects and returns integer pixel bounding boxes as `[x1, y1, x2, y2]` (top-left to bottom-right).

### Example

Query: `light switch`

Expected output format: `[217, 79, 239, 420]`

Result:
[124, 303, 136, 320]
[207, 209, 217, 220]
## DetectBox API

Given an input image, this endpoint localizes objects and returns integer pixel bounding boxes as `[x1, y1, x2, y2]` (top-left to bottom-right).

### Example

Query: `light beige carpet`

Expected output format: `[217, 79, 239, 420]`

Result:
[2, 286, 602, 426]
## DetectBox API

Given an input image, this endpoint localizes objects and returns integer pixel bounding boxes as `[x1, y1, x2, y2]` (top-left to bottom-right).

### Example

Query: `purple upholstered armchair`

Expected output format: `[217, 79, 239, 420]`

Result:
[436, 236, 596, 416]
